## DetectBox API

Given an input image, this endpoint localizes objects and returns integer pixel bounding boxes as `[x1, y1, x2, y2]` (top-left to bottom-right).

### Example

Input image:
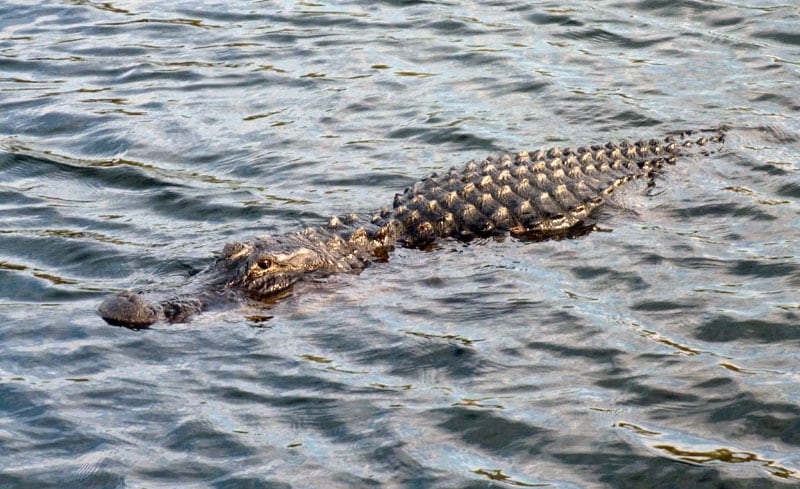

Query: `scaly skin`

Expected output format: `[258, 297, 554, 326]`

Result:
[98, 128, 725, 328]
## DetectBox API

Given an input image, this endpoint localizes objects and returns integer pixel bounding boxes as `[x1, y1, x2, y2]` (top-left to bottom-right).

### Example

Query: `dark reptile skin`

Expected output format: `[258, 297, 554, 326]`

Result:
[99, 130, 724, 327]
[387, 137, 698, 247]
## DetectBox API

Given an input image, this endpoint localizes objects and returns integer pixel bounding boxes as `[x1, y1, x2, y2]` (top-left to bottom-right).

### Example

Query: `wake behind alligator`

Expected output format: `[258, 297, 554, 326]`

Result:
[99, 128, 725, 328]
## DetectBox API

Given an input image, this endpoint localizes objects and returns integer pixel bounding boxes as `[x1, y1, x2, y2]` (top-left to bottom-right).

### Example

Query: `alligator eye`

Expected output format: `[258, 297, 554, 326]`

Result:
[257, 259, 273, 270]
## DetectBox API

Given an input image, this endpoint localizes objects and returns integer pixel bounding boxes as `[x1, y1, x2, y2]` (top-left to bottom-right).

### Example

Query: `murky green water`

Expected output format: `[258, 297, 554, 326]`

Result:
[1, 1, 799, 487]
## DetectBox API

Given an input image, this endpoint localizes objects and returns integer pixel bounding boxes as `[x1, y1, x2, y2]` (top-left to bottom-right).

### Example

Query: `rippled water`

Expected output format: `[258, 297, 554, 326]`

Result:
[2, 1, 799, 487]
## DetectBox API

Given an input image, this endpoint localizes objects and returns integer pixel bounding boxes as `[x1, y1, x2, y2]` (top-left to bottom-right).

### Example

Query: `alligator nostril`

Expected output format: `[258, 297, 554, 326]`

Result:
[98, 291, 160, 329]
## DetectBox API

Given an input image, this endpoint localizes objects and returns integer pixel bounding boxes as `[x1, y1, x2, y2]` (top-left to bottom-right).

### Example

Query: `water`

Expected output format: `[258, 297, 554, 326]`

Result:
[1, 1, 799, 487]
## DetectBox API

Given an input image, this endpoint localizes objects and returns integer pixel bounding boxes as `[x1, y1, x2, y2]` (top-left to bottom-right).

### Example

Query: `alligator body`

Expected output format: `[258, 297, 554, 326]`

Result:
[98, 129, 725, 328]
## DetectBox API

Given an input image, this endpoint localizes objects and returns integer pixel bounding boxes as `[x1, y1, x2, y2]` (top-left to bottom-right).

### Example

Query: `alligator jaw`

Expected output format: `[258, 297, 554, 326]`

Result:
[98, 291, 164, 329]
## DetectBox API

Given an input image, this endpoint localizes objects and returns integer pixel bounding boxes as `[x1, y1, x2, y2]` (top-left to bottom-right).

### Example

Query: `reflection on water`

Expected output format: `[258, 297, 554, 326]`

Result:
[1, 1, 799, 487]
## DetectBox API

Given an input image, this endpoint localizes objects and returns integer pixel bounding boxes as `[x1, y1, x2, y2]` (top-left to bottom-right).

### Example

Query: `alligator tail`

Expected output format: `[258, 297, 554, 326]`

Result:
[669, 126, 727, 155]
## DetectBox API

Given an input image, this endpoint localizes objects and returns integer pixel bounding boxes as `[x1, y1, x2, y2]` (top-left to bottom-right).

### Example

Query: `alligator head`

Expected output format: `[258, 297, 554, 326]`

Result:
[98, 230, 350, 328]
[223, 234, 336, 300]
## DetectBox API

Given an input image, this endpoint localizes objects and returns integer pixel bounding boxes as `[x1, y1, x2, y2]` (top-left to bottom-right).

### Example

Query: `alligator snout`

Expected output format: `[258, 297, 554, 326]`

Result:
[98, 291, 162, 329]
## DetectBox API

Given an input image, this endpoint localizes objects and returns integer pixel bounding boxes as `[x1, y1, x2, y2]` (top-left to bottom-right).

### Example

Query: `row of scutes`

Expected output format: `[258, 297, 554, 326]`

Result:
[388, 137, 689, 246]
[329, 130, 725, 248]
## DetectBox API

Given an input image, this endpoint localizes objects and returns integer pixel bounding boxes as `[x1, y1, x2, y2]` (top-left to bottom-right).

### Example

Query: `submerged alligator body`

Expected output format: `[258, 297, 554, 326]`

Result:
[99, 128, 725, 328]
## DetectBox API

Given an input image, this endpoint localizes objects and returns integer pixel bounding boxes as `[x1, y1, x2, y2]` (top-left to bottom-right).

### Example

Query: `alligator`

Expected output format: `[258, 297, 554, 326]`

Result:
[98, 128, 725, 328]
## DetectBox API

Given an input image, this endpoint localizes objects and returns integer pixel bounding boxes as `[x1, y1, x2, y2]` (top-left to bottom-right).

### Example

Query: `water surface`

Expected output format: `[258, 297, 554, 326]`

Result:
[1, 1, 799, 488]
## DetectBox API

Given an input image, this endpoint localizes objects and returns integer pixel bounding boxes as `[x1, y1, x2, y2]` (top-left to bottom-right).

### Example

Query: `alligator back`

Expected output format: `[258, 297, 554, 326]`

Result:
[388, 135, 717, 247]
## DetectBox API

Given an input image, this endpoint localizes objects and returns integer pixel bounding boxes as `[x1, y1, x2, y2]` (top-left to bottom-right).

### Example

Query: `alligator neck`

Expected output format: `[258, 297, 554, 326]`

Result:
[297, 220, 408, 271]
